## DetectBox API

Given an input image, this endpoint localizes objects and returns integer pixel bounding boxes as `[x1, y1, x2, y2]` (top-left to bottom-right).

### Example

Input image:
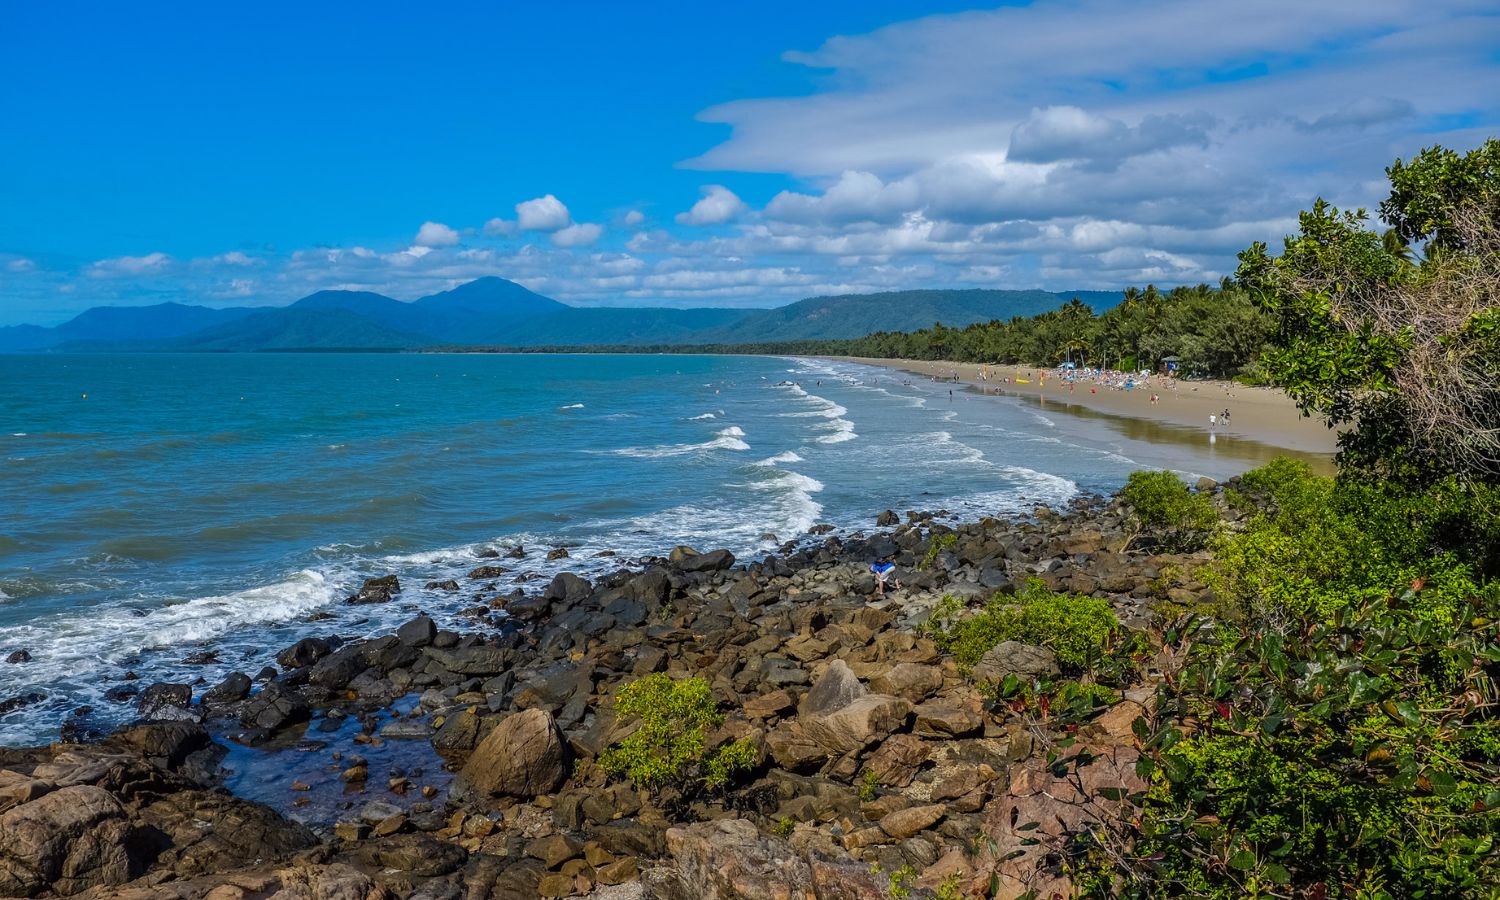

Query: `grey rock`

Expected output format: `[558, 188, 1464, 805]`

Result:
[972, 640, 1061, 683]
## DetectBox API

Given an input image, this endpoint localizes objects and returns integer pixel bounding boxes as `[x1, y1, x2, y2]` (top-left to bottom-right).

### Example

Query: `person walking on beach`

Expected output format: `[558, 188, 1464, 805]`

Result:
[1221, 408, 1231, 426]
[1209, 413, 1217, 428]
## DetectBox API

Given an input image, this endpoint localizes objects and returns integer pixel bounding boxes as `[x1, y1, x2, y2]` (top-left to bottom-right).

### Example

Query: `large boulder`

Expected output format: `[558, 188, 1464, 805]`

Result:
[276, 636, 333, 670]
[238, 683, 310, 732]
[345, 574, 400, 604]
[0, 785, 137, 897]
[623, 568, 671, 605]
[456, 709, 568, 799]
[656, 818, 812, 899]
[869, 663, 943, 703]
[424, 645, 510, 676]
[396, 614, 436, 647]
[801, 694, 912, 755]
[201, 672, 251, 706]
[677, 548, 735, 573]
[135, 683, 196, 722]
[798, 659, 866, 716]
[543, 572, 591, 604]
[972, 641, 1060, 684]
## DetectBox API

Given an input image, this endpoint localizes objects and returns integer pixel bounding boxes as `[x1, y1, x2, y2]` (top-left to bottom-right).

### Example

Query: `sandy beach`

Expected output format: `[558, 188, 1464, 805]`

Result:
[831, 356, 1340, 456]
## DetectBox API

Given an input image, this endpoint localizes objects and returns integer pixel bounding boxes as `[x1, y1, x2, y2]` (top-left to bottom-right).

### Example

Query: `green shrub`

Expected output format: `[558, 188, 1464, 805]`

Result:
[1122, 470, 1218, 551]
[919, 531, 958, 570]
[1213, 459, 1494, 624]
[600, 674, 755, 791]
[1128, 579, 1500, 898]
[937, 578, 1119, 671]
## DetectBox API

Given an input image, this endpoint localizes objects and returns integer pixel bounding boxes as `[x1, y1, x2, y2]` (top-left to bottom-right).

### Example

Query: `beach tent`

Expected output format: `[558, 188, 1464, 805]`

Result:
[1160, 355, 1180, 373]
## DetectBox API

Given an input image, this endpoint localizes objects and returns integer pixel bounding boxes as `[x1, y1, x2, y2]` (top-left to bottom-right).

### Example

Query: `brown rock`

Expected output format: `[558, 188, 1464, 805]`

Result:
[597, 855, 639, 885]
[527, 833, 584, 869]
[764, 721, 827, 770]
[456, 708, 568, 799]
[869, 663, 943, 703]
[983, 745, 1144, 899]
[742, 689, 795, 720]
[0, 784, 134, 897]
[878, 803, 945, 839]
[663, 818, 812, 897]
[911, 702, 983, 738]
[863, 734, 930, 787]
[801, 694, 911, 755]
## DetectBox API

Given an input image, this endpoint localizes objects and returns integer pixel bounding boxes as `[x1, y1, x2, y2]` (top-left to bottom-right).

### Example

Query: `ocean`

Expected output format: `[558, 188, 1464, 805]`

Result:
[0, 352, 1272, 744]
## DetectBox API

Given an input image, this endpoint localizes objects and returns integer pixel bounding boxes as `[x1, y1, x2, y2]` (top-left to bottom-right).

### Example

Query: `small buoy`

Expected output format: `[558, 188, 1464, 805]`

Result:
[81, 393, 87, 399]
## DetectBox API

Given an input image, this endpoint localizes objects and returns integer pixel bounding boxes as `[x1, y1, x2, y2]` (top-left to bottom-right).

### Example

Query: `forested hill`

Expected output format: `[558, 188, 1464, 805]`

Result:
[687, 288, 1122, 343]
[0, 280, 1120, 352]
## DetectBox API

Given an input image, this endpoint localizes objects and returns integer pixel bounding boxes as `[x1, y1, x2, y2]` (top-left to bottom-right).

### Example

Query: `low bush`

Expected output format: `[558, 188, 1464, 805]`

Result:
[600, 673, 756, 792]
[1122, 470, 1218, 551]
[1127, 581, 1500, 899]
[936, 578, 1119, 672]
[1213, 459, 1495, 624]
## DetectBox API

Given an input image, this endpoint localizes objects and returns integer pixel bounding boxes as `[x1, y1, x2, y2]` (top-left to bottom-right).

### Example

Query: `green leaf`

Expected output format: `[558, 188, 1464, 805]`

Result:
[1263, 862, 1292, 884]
[1229, 850, 1257, 870]
[1427, 770, 1458, 797]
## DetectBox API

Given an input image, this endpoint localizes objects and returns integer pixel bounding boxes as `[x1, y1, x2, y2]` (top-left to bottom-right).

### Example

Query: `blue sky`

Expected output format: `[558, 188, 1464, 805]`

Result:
[2, 1, 1498, 325]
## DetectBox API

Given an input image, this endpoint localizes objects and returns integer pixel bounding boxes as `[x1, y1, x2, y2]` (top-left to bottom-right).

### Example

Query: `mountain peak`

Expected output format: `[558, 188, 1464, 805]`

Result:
[416, 277, 566, 314]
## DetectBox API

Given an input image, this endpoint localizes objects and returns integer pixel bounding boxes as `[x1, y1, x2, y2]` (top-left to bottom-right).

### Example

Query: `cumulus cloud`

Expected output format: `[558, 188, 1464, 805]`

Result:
[515, 194, 572, 231]
[551, 223, 603, 248]
[675, 185, 748, 226]
[484, 217, 515, 237]
[623, 210, 646, 227]
[6, 258, 36, 273]
[414, 221, 460, 247]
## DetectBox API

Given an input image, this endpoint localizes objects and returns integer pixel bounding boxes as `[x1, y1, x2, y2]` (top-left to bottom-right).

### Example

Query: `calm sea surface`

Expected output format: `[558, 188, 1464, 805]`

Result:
[0, 352, 1295, 743]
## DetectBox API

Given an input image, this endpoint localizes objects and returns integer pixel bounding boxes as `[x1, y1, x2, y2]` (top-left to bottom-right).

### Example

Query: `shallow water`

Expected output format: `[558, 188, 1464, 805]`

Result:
[0, 352, 1322, 744]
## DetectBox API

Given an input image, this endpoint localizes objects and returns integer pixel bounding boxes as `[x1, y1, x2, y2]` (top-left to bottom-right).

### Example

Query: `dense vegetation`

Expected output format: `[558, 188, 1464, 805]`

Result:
[454, 283, 1273, 378]
[1117, 141, 1500, 898]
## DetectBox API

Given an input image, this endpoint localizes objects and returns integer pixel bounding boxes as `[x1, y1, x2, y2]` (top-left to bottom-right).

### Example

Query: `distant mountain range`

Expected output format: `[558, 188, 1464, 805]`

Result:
[0, 277, 1122, 352]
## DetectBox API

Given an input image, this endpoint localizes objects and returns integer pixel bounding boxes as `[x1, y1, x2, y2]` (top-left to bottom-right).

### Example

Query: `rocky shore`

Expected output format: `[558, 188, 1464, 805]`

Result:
[0, 483, 1234, 899]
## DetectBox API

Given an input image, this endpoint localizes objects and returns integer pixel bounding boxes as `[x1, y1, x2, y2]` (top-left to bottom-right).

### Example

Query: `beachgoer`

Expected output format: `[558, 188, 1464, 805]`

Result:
[871, 559, 899, 595]
[1221, 408, 1231, 426]
[1209, 414, 1217, 427]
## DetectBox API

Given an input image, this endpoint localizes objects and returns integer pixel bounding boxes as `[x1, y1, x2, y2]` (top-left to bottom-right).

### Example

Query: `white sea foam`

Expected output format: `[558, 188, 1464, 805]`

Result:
[756, 451, 803, 466]
[688, 412, 717, 420]
[600, 425, 750, 458]
[559, 403, 585, 410]
[815, 418, 857, 444]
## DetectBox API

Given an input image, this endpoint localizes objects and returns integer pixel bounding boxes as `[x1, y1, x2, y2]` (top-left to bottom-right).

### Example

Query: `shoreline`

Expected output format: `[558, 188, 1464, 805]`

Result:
[828, 355, 1339, 457]
[0, 493, 1206, 898]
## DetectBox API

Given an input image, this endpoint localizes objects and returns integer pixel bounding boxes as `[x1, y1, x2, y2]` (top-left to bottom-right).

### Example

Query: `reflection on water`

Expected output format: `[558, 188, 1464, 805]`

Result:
[1026, 392, 1335, 477]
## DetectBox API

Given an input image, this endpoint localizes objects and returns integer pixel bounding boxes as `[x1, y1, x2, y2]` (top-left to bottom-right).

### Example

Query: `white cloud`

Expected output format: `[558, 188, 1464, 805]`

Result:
[551, 223, 603, 248]
[675, 185, 748, 226]
[88, 252, 171, 277]
[484, 217, 515, 237]
[6, 258, 35, 273]
[623, 210, 646, 227]
[414, 221, 460, 247]
[515, 194, 572, 231]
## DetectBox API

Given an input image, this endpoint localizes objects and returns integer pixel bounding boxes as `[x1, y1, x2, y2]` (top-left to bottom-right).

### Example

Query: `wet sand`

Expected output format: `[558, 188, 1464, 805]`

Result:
[829, 356, 1338, 473]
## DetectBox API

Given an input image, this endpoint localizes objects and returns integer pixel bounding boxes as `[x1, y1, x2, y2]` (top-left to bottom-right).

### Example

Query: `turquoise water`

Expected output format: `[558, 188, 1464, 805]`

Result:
[1, 352, 1255, 743]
